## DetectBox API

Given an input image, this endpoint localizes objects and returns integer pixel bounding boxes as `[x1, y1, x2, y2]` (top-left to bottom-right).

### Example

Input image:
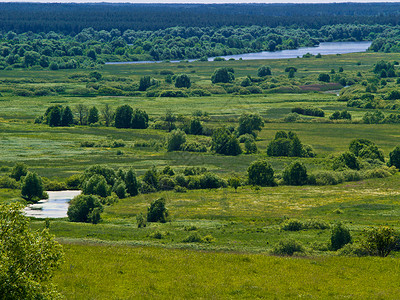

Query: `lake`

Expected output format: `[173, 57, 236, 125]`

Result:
[106, 41, 372, 65]
[24, 190, 81, 219]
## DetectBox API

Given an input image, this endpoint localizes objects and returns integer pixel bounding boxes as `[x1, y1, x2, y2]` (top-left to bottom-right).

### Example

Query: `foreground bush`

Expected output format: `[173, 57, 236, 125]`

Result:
[362, 226, 398, 257]
[0, 203, 64, 299]
[330, 223, 352, 251]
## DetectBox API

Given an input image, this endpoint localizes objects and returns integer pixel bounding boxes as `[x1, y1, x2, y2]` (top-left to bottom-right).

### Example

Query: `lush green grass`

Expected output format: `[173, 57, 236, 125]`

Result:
[53, 242, 400, 299]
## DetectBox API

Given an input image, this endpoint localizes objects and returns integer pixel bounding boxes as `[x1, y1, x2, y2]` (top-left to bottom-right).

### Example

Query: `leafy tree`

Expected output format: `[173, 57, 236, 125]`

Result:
[115, 104, 133, 128]
[318, 73, 330, 82]
[167, 129, 186, 151]
[67, 194, 103, 224]
[143, 166, 159, 190]
[24, 51, 40, 67]
[362, 226, 398, 257]
[112, 179, 127, 199]
[244, 139, 257, 154]
[87, 106, 99, 124]
[257, 65, 271, 77]
[75, 104, 88, 125]
[131, 109, 149, 129]
[237, 113, 264, 137]
[189, 118, 203, 135]
[82, 174, 110, 198]
[330, 223, 352, 251]
[228, 175, 241, 191]
[175, 74, 191, 88]
[247, 159, 275, 186]
[48, 106, 62, 127]
[87, 49, 97, 60]
[267, 138, 292, 157]
[139, 75, 151, 91]
[389, 146, 400, 169]
[289, 135, 303, 157]
[21, 171, 45, 201]
[212, 127, 242, 156]
[333, 152, 360, 170]
[125, 168, 139, 196]
[101, 104, 114, 127]
[283, 161, 308, 185]
[211, 67, 235, 83]
[147, 197, 168, 223]
[61, 106, 74, 126]
[10, 162, 27, 181]
[0, 202, 64, 299]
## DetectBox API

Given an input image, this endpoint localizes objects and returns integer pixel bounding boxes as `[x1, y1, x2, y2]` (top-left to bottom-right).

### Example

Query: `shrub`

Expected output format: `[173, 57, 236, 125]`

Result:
[131, 109, 149, 129]
[112, 180, 127, 199]
[244, 139, 257, 154]
[281, 219, 303, 231]
[67, 194, 103, 224]
[272, 239, 305, 256]
[147, 198, 168, 223]
[338, 243, 369, 257]
[21, 172, 46, 201]
[211, 128, 242, 156]
[310, 171, 344, 186]
[318, 73, 330, 82]
[82, 174, 111, 198]
[247, 159, 275, 186]
[237, 113, 264, 137]
[199, 172, 227, 189]
[10, 162, 27, 181]
[136, 213, 147, 228]
[257, 65, 271, 77]
[330, 223, 352, 251]
[283, 161, 308, 185]
[160, 90, 188, 97]
[115, 104, 133, 128]
[361, 226, 398, 257]
[175, 74, 191, 88]
[211, 67, 234, 83]
[332, 152, 360, 170]
[158, 176, 176, 191]
[0, 176, 19, 189]
[167, 129, 186, 151]
[182, 232, 204, 243]
[389, 146, 400, 169]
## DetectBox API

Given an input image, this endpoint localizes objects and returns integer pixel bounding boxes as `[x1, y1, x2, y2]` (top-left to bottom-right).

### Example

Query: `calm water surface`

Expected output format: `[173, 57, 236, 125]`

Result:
[24, 190, 81, 219]
[106, 41, 372, 65]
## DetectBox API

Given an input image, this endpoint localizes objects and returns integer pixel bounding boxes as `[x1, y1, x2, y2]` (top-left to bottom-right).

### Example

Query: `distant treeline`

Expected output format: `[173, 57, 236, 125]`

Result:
[1, 3, 400, 33]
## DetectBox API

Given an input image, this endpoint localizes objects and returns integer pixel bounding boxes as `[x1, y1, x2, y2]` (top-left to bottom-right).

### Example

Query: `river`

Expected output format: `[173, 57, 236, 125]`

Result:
[24, 190, 81, 219]
[105, 41, 372, 65]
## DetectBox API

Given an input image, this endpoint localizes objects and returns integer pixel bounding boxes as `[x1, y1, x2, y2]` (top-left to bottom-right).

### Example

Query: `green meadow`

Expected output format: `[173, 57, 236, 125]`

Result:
[2, 51, 400, 298]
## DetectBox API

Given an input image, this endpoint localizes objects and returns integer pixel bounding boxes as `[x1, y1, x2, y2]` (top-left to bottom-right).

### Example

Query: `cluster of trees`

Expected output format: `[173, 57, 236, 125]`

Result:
[292, 107, 325, 118]
[267, 131, 315, 158]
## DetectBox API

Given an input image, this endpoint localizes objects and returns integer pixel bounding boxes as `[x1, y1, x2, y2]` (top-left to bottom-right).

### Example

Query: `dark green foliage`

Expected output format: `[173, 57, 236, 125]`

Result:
[333, 152, 360, 170]
[88, 106, 99, 125]
[175, 74, 191, 88]
[21, 172, 45, 201]
[289, 135, 303, 157]
[292, 107, 324, 117]
[272, 239, 305, 256]
[10, 162, 27, 181]
[199, 172, 227, 189]
[125, 168, 139, 196]
[115, 105, 133, 128]
[244, 139, 257, 154]
[237, 113, 264, 137]
[131, 109, 149, 129]
[257, 65, 271, 77]
[67, 194, 103, 224]
[267, 138, 292, 157]
[189, 118, 203, 135]
[388, 146, 400, 169]
[136, 212, 147, 228]
[330, 110, 351, 120]
[82, 174, 111, 198]
[281, 219, 303, 231]
[247, 159, 275, 186]
[49, 106, 62, 127]
[212, 127, 242, 156]
[283, 161, 308, 186]
[349, 139, 384, 162]
[285, 67, 297, 73]
[143, 167, 159, 190]
[147, 198, 168, 223]
[330, 223, 352, 251]
[139, 75, 151, 91]
[167, 129, 186, 151]
[158, 176, 176, 191]
[211, 67, 235, 84]
[267, 131, 308, 158]
[362, 111, 385, 124]
[318, 73, 330, 82]
[61, 106, 74, 126]
[83, 165, 116, 186]
[112, 180, 127, 199]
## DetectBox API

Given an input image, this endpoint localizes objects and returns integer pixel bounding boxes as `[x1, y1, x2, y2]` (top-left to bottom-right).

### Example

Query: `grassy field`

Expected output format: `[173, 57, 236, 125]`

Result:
[2, 51, 400, 298]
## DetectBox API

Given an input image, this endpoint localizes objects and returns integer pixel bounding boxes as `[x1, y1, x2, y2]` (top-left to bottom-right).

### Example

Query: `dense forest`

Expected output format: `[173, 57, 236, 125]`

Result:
[1, 3, 400, 33]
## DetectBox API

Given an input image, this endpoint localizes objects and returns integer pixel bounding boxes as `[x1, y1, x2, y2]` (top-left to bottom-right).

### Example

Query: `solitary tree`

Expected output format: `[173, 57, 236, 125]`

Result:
[283, 161, 308, 186]
[237, 113, 264, 137]
[131, 109, 149, 129]
[21, 172, 45, 201]
[147, 198, 168, 223]
[167, 129, 186, 151]
[247, 159, 275, 186]
[257, 65, 271, 77]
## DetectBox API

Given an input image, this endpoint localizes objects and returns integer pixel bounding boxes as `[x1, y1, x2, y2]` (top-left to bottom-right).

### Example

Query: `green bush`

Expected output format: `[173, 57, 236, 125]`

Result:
[309, 171, 344, 186]
[272, 239, 305, 256]
[362, 226, 398, 257]
[281, 219, 303, 231]
[330, 223, 352, 251]
[333, 152, 360, 170]
[247, 159, 275, 187]
[283, 161, 308, 185]
[389, 146, 400, 169]
[167, 129, 186, 151]
[67, 194, 103, 224]
[136, 212, 147, 228]
[199, 172, 227, 189]
[147, 198, 168, 223]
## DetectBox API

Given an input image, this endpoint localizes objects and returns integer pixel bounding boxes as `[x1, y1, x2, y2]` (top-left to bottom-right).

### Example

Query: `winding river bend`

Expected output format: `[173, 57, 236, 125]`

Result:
[106, 41, 372, 65]
[24, 190, 81, 219]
